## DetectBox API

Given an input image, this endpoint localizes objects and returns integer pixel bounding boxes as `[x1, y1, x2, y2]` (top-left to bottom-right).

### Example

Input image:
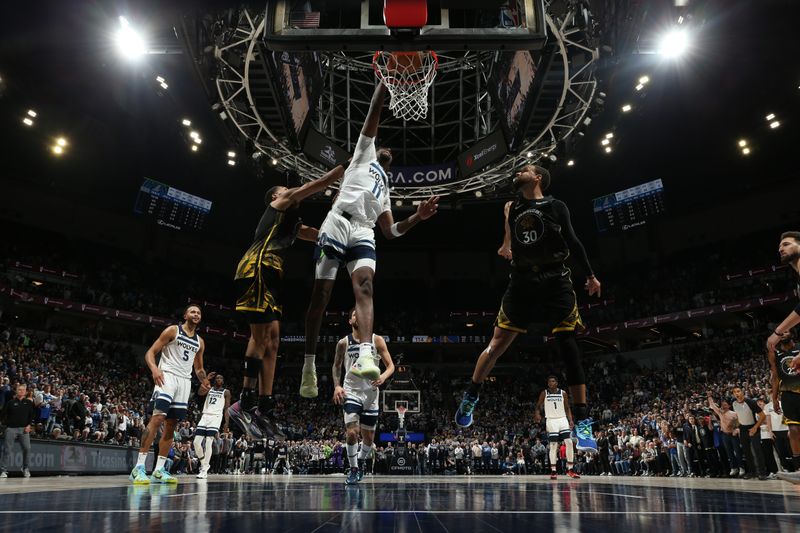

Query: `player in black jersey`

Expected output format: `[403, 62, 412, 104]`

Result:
[768, 231, 800, 483]
[455, 164, 602, 452]
[229, 164, 345, 440]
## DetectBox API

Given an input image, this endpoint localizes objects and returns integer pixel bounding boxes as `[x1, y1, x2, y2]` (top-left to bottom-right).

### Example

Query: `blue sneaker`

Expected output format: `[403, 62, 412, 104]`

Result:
[455, 392, 479, 428]
[129, 465, 150, 485]
[151, 467, 178, 484]
[574, 419, 598, 453]
[357, 463, 365, 482]
[345, 467, 360, 485]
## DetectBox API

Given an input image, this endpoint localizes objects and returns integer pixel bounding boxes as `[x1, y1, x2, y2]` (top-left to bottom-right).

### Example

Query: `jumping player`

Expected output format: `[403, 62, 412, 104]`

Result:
[455, 164, 601, 453]
[332, 308, 394, 485]
[767, 232, 800, 365]
[229, 164, 345, 438]
[300, 82, 439, 399]
[194, 372, 230, 479]
[130, 304, 208, 484]
[535, 375, 580, 479]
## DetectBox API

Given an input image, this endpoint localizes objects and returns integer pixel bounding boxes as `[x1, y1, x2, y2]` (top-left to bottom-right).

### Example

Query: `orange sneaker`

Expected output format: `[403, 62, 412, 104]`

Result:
[567, 469, 581, 479]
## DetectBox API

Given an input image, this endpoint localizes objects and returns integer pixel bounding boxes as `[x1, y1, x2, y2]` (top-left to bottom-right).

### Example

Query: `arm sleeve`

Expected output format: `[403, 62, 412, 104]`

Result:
[554, 200, 594, 277]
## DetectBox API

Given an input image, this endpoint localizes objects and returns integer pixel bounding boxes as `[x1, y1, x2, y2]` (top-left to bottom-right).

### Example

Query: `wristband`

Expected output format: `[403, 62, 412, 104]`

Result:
[389, 222, 404, 238]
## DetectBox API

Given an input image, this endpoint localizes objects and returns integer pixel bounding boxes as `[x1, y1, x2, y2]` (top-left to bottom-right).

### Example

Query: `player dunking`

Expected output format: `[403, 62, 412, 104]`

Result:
[535, 375, 580, 479]
[130, 304, 208, 484]
[455, 164, 601, 452]
[300, 82, 438, 398]
[194, 372, 230, 479]
[332, 308, 394, 485]
[228, 165, 345, 439]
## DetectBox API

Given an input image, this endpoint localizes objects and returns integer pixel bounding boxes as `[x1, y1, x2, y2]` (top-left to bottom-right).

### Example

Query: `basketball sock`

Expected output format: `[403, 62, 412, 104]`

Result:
[193, 436, 206, 460]
[347, 443, 359, 468]
[202, 438, 213, 468]
[303, 354, 316, 370]
[467, 381, 482, 398]
[136, 452, 148, 468]
[358, 443, 373, 461]
[155, 455, 167, 472]
[574, 404, 588, 421]
[240, 388, 257, 410]
[258, 395, 275, 414]
[565, 440, 575, 464]
[549, 443, 558, 470]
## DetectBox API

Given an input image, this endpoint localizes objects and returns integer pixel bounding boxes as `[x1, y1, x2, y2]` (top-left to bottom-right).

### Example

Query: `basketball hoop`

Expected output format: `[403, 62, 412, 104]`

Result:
[395, 401, 409, 429]
[373, 51, 438, 121]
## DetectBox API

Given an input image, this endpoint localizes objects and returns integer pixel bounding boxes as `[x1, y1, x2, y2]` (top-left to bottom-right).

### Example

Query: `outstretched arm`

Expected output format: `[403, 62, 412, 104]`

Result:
[376, 195, 439, 240]
[296, 225, 319, 243]
[554, 200, 600, 296]
[361, 83, 388, 139]
[272, 164, 345, 210]
[498, 201, 512, 260]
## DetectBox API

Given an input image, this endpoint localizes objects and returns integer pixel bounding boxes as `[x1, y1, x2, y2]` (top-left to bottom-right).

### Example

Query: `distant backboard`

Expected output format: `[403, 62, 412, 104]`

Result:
[264, 0, 547, 51]
[382, 390, 421, 413]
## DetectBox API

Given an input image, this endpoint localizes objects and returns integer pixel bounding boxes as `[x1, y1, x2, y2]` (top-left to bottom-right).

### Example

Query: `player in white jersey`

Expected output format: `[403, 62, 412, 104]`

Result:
[300, 82, 438, 399]
[194, 372, 230, 479]
[129, 305, 209, 485]
[535, 375, 580, 480]
[332, 308, 394, 485]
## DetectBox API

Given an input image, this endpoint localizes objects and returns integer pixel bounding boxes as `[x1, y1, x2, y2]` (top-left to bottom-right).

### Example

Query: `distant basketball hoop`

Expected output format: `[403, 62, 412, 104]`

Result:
[373, 51, 438, 121]
[395, 400, 409, 429]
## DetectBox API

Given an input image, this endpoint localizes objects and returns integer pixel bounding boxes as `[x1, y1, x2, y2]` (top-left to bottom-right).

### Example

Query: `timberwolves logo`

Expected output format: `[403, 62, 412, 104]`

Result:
[514, 209, 545, 246]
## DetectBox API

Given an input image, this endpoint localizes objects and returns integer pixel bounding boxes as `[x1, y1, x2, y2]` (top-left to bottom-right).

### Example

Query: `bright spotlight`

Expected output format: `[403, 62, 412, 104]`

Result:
[182, 118, 191, 126]
[765, 113, 775, 121]
[604, 146, 612, 154]
[115, 17, 146, 59]
[189, 131, 199, 139]
[227, 151, 236, 158]
[159, 82, 168, 90]
[56, 137, 68, 147]
[737, 139, 747, 147]
[742, 147, 751, 155]
[770, 120, 780, 129]
[658, 29, 689, 58]
[27, 109, 37, 118]
[22, 117, 34, 126]
[227, 159, 236, 166]
[324, 188, 333, 197]
[605, 132, 614, 139]
[526, 151, 533, 158]
[635, 83, 645, 91]
[395, 199, 403, 207]
[567, 160, 575, 167]
[621, 104, 632, 113]
[191, 145, 198, 152]
[193, 137, 202, 144]
[52, 145, 64, 155]
[601, 139, 610, 146]
[271, 158, 278, 166]
[638, 75, 650, 85]
[474, 190, 483, 198]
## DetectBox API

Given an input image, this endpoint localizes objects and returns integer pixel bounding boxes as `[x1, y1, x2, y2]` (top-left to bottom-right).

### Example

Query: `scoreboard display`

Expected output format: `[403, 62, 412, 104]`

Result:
[593, 179, 665, 233]
[134, 178, 212, 231]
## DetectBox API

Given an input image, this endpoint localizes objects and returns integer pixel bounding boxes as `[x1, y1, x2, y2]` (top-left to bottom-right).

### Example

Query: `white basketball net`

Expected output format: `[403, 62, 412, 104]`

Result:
[373, 51, 438, 121]
[396, 404, 408, 428]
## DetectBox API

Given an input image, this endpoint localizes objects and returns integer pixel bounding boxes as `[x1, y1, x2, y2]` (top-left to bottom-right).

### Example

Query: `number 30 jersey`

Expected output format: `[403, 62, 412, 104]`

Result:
[509, 195, 570, 269]
[159, 324, 202, 379]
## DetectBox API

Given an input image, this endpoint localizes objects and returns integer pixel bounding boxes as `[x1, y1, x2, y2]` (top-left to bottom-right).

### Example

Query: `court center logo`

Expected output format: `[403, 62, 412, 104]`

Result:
[513, 208, 545, 245]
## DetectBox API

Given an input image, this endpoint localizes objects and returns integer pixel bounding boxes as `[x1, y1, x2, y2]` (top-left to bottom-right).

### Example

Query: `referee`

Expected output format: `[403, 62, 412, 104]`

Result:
[0, 383, 36, 478]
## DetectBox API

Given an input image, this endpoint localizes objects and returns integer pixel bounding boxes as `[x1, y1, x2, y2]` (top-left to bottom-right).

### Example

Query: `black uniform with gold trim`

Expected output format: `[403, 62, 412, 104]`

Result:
[234, 205, 301, 323]
[776, 346, 800, 425]
[496, 195, 593, 334]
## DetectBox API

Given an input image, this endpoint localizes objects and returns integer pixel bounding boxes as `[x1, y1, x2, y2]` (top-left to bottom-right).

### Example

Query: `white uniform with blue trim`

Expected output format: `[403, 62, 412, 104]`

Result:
[316, 134, 391, 280]
[342, 333, 381, 430]
[196, 387, 227, 436]
[544, 388, 571, 441]
[151, 324, 201, 420]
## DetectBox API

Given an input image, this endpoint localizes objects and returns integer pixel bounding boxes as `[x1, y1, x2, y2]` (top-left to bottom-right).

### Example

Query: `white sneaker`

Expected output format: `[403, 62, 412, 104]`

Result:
[23, 469, 30, 478]
[350, 343, 380, 380]
[196, 467, 209, 479]
[739, 467, 746, 477]
[729, 469, 737, 477]
[299, 365, 319, 398]
[0, 472, 7, 479]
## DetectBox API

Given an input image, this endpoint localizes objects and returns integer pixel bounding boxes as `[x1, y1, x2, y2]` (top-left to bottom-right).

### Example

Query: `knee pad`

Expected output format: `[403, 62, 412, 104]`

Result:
[555, 331, 586, 386]
[243, 356, 263, 378]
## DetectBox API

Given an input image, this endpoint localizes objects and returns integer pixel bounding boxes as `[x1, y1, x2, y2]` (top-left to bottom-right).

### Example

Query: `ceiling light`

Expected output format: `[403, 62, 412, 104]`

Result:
[601, 139, 610, 146]
[114, 16, 146, 59]
[191, 145, 198, 152]
[474, 190, 483, 198]
[658, 29, 689, 58]
[395, 199, 403, 207]
[193, 137, 202, 144]
[227, 159, 236, 166]
[52, 145, 63, 155]
[635, 83, 645, 91]
[638, 75, 650, 85]
[182, 118, 191, 126]
[567, 160, 575, 167]
[737, 139, 747, 147]
[271, 158, 278, 166]
[605, 133, 614, 139]
[324, 188, 333, 197]
[189, 131, 199, 139]
[56, 137, 67, 147]
[159, 82, 168, 90]
[22, 117, 33, 126]
[621, 104, 632, 112]
[227, 151, 236, 158]
[741, 147, 751, 155]
[526, 151, 533, 158]
[770, 121, 780, 129]
[765, 113, 775, 121]
[156, 76, 165, 83]
[604, 146, 612, 153]
[27, 110, 37, 118]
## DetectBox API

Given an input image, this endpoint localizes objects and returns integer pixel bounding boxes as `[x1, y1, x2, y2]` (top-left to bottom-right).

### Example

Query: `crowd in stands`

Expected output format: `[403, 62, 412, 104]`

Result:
[1, 319, 792, 479]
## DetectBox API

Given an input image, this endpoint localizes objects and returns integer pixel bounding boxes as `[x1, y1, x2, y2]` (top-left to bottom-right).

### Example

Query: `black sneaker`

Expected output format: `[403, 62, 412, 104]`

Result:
[251, 407, 286, 441]
[228, 401, 264, 439]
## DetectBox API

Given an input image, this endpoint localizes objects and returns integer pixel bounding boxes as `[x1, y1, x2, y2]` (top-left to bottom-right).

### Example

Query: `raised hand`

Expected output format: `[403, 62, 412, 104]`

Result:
[416, 196, 440, 220]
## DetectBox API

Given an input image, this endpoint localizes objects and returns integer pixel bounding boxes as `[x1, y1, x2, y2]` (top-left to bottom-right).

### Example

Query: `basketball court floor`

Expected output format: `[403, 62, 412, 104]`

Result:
[0, 475, 797, 532]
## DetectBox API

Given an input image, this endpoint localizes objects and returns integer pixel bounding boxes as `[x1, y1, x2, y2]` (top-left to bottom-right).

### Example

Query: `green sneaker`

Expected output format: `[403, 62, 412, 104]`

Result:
[129, 465, 150, 485]
[151, 467, 178, 484]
